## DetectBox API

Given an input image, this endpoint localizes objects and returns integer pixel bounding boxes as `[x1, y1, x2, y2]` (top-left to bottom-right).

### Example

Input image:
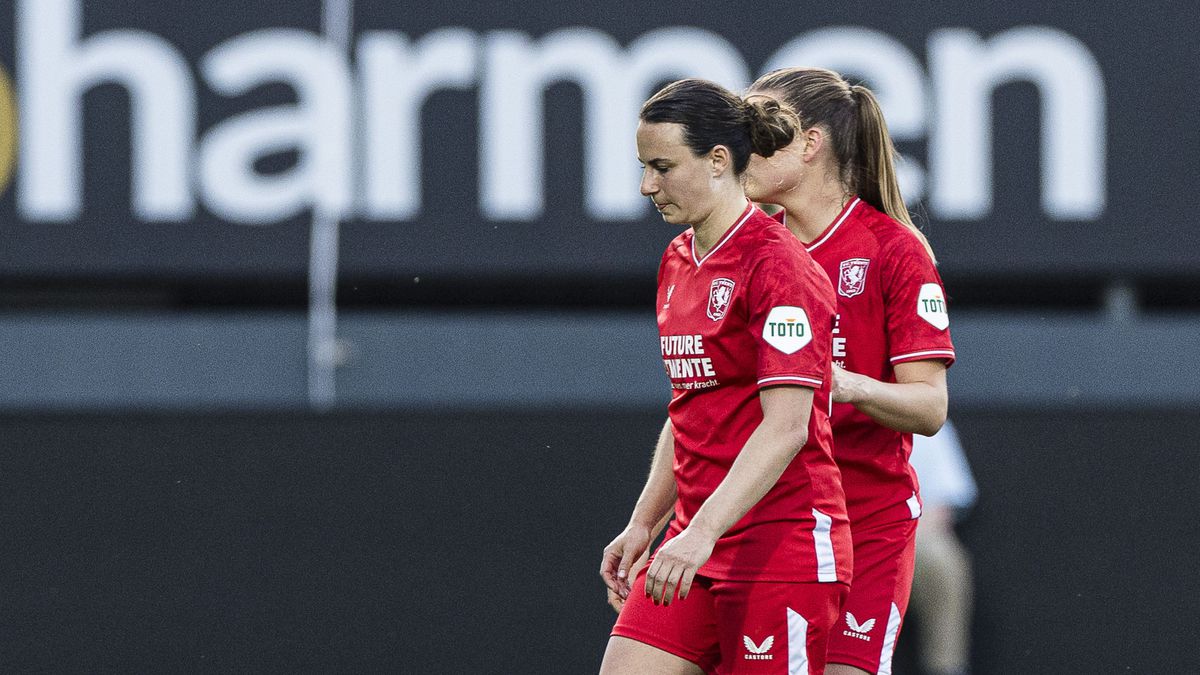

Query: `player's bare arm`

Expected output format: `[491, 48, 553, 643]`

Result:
[831, 359, 947, 436]
[600, 418, 677, 603]
[644, 385, 813, 606]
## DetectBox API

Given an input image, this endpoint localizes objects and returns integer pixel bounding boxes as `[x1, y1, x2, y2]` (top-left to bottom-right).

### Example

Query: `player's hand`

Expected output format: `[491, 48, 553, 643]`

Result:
[606, 587, 624, 613]
[600, 524, 652, 603]
[605, 547, 650, 613]
[831, 364, 869, 404]
[644, 526, 716, 606]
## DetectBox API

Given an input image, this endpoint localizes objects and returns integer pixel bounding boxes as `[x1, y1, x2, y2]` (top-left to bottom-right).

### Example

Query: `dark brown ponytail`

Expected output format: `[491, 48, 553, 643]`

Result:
[744, 95, 800, 158]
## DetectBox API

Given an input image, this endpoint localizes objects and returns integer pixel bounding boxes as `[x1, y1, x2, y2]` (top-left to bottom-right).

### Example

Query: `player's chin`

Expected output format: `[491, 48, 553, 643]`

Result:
[743, 183, 772, 204]
[657, 207, 684, 224]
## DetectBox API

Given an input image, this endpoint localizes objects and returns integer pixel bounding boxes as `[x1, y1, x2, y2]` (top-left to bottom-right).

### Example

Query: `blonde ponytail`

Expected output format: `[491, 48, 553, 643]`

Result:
[850, 85, 936, 263]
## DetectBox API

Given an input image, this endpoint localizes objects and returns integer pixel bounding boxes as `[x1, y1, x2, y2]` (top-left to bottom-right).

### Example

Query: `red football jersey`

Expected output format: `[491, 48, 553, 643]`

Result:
[655, 201, 852, 584]
[781, 198, 956, 524]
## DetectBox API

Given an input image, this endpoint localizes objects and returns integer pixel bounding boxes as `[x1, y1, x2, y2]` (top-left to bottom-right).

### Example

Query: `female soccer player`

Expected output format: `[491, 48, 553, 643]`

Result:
[741, 68, 956, 675]
[598, 79, 852, 675]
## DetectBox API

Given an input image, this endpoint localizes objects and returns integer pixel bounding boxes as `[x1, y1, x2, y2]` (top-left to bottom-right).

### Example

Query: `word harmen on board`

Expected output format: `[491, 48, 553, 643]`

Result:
[6, 0, 1104, 226]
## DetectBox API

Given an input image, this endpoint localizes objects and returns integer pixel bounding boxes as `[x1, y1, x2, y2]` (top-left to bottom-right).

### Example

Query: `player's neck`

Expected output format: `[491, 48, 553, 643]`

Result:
[693, 194, 750, 258]
[777, 178, 852, 246]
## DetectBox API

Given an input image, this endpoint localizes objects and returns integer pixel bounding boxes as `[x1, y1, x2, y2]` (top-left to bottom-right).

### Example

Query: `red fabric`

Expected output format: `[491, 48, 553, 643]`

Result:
[779, 198, 956, 524]
[655, 202, 851, 583]
[613, 568, 849, 674]
[825, 518, 918, 673]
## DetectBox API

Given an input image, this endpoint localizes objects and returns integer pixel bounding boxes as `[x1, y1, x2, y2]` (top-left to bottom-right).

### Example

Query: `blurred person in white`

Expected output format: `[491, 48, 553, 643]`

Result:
[908, 420, 976, 675]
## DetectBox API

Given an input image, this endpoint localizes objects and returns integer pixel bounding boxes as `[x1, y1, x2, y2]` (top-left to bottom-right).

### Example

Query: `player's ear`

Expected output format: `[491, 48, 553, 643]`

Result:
[709, 144, 732, 176]
[801, 127, 824, 163]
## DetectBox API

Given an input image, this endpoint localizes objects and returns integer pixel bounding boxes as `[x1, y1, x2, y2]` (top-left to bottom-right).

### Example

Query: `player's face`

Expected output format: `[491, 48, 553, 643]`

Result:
[637, 121, 719, 226]
[742, 91, 805, 204]
[743, 136, 804, 205]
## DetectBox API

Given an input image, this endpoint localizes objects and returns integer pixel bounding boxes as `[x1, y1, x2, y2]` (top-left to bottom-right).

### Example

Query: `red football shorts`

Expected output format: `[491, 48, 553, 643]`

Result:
[825, 517, 918, 674]
[612, 567, 849, 674]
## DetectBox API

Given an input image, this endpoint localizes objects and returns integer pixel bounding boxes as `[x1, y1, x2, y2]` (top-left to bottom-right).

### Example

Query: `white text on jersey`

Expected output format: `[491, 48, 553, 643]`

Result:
[661, 334, 718, 385]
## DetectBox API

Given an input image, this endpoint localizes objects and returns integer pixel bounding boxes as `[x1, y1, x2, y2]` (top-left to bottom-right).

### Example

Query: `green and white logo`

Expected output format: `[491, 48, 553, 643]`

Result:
[763, 306, 812, 354]
[917, 283, 950, 330]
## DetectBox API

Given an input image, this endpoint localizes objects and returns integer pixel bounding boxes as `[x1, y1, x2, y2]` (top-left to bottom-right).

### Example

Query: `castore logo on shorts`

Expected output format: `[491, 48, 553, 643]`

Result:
[743, 635, 774, 660]
[843, 612, 876, 641]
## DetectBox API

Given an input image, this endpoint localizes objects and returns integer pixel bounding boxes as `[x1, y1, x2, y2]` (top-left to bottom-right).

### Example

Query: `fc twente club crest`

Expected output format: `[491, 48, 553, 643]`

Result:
[838, 258, 870, 298]
[707, 278, 735, 321]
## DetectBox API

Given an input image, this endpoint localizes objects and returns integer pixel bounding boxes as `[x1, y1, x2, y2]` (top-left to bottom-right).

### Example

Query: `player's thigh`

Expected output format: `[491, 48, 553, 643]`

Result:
[600, 637, 706, 675]
[825, 664, 871, 675]
[827, 518, 918, 674]
[607, 568, 719, 673]
[711, 579, 847, 675]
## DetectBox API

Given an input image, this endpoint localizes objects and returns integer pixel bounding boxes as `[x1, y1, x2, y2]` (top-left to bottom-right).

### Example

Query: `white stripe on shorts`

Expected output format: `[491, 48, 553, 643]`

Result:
[876, 602, 903, 675]
[811, 508, 837, 582]
[787, 607, 809, 675]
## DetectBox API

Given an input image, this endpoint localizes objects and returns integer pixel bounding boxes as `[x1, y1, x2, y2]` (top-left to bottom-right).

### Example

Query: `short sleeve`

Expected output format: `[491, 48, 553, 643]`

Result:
[746, 250, 834, 389]
[881, 236, 956, 367]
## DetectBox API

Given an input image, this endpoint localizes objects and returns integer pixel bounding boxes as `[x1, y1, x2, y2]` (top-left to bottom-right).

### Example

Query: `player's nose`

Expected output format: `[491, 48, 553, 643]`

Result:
[639, 168, 657, 196]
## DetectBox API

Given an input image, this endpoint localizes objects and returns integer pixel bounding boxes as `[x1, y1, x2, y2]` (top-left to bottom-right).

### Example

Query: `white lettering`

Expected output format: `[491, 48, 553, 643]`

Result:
[929, 27, 1105, 219]
[663, 357, 716, 380]
[19, 0, 194, 220]
[480, 27, 748, 220]
[199, 30, 352, 223]
[833, 337, 847, 358]
[661, 334, 707, 357]
[8, 9, 1108, 227]
[357, 29, 478, 219]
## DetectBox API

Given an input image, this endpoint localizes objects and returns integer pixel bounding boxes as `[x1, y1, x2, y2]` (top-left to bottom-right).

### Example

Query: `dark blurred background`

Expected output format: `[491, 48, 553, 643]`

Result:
[1, 1, 1197, 672]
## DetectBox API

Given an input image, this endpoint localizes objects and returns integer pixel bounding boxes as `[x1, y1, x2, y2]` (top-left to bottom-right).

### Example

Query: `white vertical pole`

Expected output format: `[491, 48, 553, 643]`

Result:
[1104, 279, 1138, 323]
[308, 0, 353, 410]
